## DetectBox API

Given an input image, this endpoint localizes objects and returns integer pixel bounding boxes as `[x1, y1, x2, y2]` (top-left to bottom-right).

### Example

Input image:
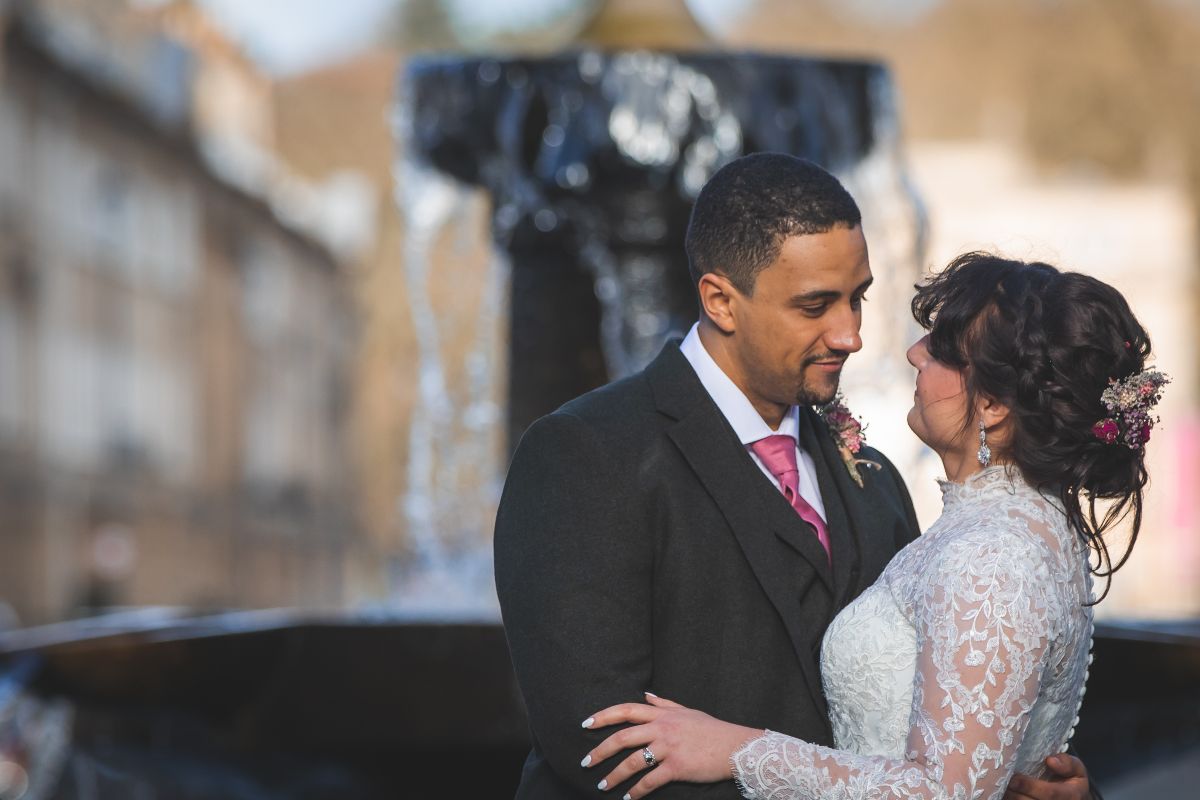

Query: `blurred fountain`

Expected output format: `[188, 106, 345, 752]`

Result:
[387, 1, 927, 616]
[381, 152, 509, 619]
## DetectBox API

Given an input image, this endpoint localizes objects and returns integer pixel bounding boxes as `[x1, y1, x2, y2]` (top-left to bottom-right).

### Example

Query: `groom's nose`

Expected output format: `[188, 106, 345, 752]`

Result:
[824, 307, 863, 354]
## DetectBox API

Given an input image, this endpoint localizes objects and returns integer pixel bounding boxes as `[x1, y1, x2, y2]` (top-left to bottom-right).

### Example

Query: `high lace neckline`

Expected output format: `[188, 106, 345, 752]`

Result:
[937, 465, 1030, 507]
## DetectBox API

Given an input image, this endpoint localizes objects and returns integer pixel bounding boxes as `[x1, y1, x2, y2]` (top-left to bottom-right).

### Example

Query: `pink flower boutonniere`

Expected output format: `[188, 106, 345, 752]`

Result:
[816, 393, 882, 488]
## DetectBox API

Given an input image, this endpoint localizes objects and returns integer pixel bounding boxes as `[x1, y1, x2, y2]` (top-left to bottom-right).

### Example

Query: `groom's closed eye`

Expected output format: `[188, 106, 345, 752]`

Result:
[797, 303, 832, 317]
[791, 293, 869, 317]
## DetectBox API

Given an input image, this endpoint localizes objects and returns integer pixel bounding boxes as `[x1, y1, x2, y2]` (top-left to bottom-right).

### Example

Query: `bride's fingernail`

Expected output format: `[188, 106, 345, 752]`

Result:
[597, 779, 608, 790]
[581, 717, 595, 729]
[644, 691, 657, 698]
[580, 754, 592, 767]
[623, 794, 632, 800]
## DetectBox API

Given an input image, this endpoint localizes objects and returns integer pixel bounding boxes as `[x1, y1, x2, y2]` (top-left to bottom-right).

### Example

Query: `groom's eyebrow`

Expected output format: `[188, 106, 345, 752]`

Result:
[790, 277, 874, 304]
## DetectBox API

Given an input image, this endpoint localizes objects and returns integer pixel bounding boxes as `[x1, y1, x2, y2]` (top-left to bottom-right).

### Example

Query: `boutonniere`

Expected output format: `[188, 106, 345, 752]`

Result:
[816, 393, 882, 488]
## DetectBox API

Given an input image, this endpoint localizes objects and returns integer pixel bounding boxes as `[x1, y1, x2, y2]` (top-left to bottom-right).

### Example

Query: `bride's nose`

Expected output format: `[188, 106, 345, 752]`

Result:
[906, 336, 929, 369]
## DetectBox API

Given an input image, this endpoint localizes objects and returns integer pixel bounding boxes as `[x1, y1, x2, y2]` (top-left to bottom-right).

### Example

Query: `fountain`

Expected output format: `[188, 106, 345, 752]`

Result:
[391, 0, 927, 618]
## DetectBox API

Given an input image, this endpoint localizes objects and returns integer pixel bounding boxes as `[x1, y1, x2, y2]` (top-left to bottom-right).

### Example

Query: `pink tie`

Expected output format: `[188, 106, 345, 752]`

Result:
[751, 435, 832, 563]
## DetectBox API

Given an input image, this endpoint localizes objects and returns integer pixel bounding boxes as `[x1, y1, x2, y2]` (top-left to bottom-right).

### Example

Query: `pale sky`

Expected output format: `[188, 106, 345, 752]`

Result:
[184, 0, 951, 77]
[185, 0, 756, 76]
[195, 0, 400, 75]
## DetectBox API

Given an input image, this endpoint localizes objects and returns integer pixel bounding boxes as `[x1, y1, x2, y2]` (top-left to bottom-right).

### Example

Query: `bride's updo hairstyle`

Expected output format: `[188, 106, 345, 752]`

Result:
[912, 252, 1156, 602]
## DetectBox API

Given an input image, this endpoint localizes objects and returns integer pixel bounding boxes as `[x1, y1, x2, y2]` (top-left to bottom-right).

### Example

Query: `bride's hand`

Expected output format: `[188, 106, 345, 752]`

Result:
[580, 693, 763, 798]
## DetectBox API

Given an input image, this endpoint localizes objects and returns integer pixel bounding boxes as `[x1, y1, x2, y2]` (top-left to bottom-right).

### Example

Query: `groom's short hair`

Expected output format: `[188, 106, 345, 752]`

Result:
[685, 153, 861, 296]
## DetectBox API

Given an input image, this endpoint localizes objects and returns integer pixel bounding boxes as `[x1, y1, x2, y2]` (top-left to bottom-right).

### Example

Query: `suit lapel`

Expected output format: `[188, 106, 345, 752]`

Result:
[647, 344, 830, 712]
[667, 407, 835, 594]
[797, 405, 891, 608]
[796, 407, 858, 606]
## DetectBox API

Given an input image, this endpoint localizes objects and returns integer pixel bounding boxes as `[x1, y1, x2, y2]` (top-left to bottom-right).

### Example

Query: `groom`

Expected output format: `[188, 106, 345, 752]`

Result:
[494, 154, 1091, 800]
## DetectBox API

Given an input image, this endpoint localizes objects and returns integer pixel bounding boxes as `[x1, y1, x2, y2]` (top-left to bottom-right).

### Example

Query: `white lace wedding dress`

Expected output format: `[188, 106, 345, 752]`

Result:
[732, 467, 1095, 800]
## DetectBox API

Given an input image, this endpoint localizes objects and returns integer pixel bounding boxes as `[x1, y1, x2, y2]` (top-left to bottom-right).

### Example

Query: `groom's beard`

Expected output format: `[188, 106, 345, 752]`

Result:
[794, 351, 848, 406]
[796, 383, 838, 406]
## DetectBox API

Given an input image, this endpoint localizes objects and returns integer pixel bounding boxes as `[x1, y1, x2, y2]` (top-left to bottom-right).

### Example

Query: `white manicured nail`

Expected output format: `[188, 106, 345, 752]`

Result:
[623, 794, 632, 800]
[644, 692, 657, 698]
[598, 779, 608, 790]
[580, 754, 592, 767]
[582, 717, 595, 729]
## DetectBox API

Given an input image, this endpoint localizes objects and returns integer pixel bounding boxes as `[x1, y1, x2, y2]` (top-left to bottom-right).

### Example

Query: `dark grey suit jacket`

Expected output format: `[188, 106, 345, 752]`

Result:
[494, 342, 920, 799]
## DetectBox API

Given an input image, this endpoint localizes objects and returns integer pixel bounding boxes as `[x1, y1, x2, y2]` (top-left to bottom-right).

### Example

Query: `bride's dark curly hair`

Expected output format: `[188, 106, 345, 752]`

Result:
[912, 252, 1155, 602]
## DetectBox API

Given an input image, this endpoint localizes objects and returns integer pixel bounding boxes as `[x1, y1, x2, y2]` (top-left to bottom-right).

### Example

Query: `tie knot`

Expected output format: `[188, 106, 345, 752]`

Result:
[750, 434, 799, 481]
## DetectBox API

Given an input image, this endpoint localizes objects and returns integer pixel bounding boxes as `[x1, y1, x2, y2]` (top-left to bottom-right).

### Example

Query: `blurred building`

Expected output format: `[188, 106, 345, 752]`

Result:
[0, 0, 364, 625]
[271, 50, 412, 582]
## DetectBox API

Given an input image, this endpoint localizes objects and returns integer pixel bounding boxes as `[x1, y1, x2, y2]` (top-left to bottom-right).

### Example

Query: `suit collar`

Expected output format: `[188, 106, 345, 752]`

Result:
[646, 340, 705, 421]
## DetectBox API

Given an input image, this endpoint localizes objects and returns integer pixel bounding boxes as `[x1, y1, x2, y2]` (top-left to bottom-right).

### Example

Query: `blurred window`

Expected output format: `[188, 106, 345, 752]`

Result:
[0, 84, 27, 210]
[0, 291, 26, 441]
[32, 121, 79, 263]
[40, 324, 100, 469]
[90, 161, 137, 280]
[137, 177, 200, 297]
[134, 346, 196, 482]
[237, 234, 291, 344]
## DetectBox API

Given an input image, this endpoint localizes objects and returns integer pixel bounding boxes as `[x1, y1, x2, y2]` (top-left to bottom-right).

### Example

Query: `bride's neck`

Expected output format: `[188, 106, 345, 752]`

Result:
[941, 451, 1000, 484]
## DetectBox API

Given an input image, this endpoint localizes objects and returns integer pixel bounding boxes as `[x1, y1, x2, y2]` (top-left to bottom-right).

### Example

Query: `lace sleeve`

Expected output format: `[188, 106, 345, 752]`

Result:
[731, 531, 1061, 800]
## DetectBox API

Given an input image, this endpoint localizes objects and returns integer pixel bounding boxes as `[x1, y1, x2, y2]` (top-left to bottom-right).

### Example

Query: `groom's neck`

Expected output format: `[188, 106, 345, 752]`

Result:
[697, 321, 789, 430]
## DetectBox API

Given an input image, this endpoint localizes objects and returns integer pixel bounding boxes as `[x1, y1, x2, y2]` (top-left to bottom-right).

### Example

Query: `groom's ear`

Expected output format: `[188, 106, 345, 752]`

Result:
[698, 272, 738, 333]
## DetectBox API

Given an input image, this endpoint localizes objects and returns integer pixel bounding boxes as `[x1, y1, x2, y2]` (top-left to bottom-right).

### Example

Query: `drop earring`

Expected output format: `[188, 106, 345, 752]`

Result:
[977, 421, 991, 467]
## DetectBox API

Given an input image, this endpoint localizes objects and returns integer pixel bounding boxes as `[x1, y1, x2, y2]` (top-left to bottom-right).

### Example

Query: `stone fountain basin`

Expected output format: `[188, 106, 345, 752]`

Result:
[0, 610, 531, 797]
[0, 612, 1196, 795]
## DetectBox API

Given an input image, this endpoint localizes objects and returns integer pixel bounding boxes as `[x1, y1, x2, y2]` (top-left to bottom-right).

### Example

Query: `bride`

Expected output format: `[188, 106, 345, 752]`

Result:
[579, 252, 1165, 800]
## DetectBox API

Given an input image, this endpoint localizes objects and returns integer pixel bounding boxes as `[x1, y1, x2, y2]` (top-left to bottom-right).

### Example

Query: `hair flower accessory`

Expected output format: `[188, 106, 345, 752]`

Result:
[816, 393, 881, 488]
[1091, 368, 1170, 449]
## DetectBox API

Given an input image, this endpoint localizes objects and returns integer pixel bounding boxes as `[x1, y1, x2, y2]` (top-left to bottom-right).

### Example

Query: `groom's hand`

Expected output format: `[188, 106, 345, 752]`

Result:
[1004, 754, 1091, 800]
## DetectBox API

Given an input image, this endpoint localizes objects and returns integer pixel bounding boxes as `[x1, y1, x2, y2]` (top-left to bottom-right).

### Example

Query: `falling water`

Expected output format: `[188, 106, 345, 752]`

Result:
[383, 106, 510, 618]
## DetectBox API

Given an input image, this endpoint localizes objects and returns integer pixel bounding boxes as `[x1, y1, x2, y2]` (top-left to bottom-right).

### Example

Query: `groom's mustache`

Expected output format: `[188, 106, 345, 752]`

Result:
[804, 352, 850, 367]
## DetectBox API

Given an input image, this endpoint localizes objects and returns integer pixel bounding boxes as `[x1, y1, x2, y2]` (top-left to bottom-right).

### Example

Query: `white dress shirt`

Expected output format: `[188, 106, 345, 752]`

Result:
[679, 323, 828, 523]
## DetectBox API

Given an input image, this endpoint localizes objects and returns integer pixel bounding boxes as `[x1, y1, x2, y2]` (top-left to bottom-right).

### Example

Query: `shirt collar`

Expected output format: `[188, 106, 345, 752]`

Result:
[679, 323, 799, 445]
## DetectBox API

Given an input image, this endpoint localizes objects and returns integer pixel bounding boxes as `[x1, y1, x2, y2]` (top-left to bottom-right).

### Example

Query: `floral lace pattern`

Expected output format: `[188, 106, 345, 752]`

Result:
[733, 467, 1094, 799]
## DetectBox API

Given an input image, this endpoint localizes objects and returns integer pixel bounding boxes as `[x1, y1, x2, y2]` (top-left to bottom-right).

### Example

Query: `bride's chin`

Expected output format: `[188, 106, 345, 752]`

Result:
[905, 408, 925, 443]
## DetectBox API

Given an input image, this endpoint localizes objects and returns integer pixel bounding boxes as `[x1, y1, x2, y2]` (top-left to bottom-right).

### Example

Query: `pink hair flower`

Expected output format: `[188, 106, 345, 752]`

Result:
[1091, 418, 1120, 445]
